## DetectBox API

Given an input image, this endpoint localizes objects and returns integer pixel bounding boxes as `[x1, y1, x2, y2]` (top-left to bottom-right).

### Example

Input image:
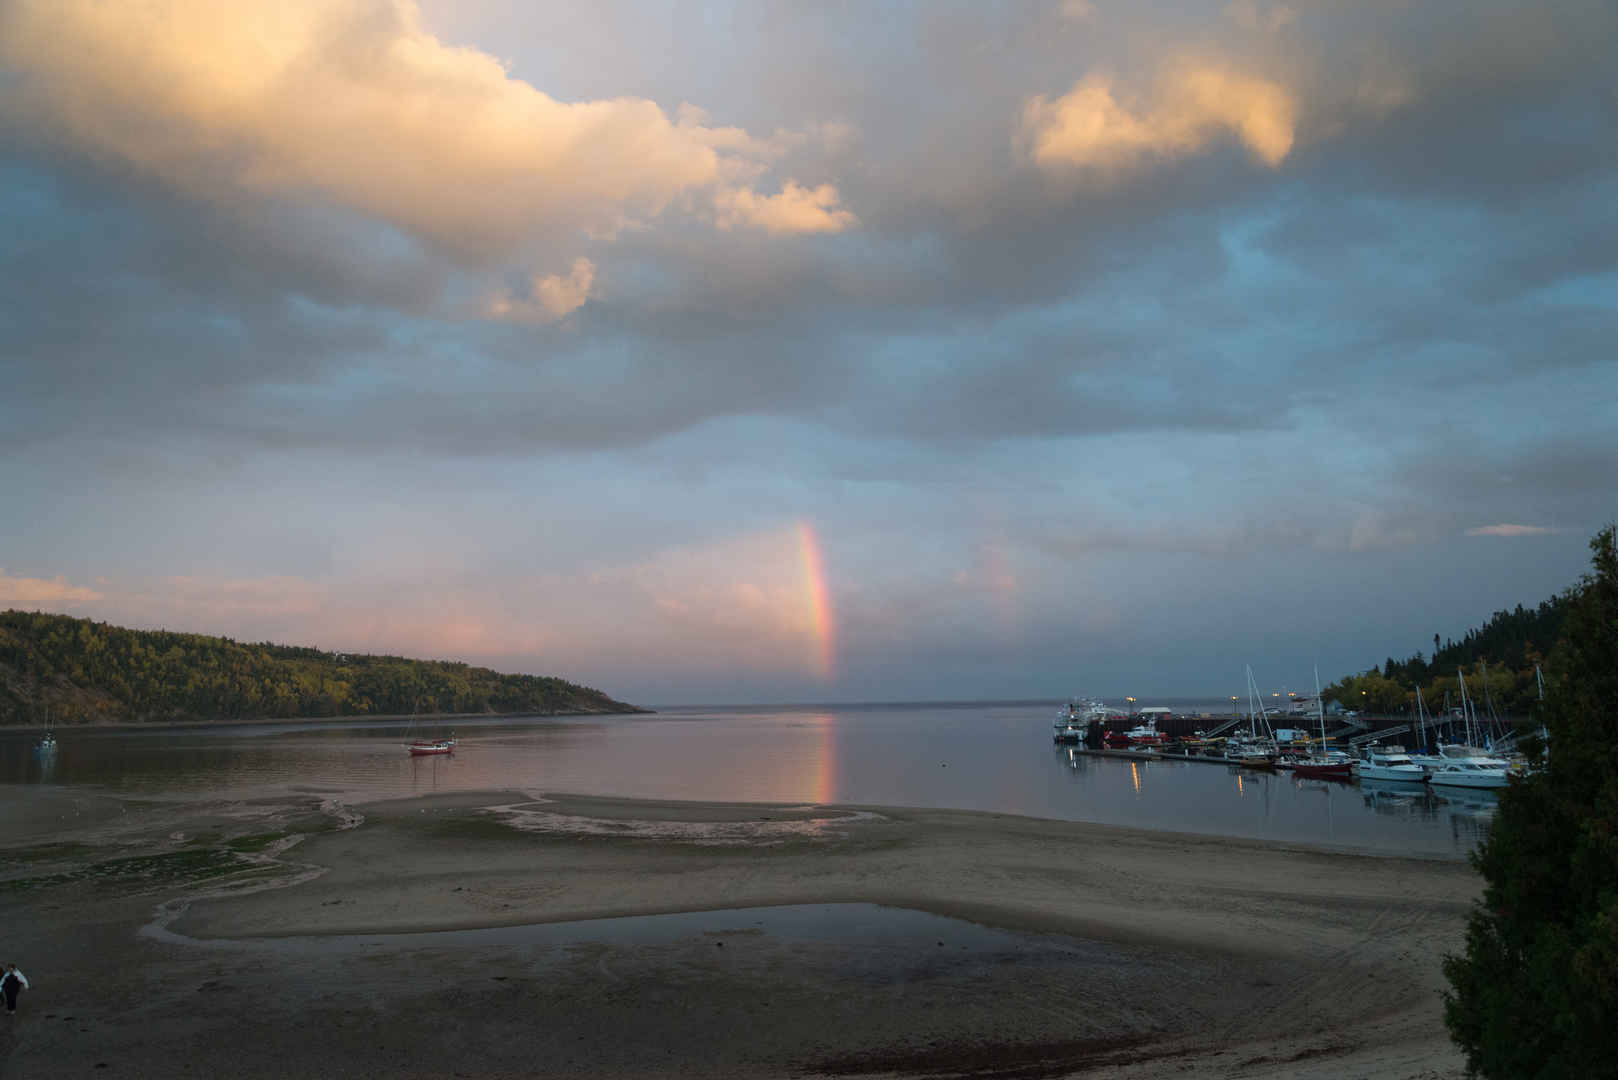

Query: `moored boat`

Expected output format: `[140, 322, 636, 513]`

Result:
[1279, 668, 1351, 777]
[403, 703, 456, 756]
[1053, 697, 1108, 743]
[1428, 750, 1510, 789]
[1283, 755, 1352, 778]
[1103, 719, 1165, 747]
[1357, 745, 1426, 782]
[33, 708, 56, 755]
[406, 738, 456, 756]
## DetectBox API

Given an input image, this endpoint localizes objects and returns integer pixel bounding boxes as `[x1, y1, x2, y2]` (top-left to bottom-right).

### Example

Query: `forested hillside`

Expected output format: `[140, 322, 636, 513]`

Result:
[0, 610, 644, 724]
[1323, 596, 1570, 717]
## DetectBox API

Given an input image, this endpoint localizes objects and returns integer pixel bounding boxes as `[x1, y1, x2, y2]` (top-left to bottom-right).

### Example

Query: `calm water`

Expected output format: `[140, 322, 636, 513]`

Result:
[4, 701, 1492, 858]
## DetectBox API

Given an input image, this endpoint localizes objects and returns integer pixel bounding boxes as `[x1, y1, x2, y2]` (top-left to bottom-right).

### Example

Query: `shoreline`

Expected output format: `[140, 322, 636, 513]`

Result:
[0, 707, 654, 734]
[2, 787, 1477, 1078]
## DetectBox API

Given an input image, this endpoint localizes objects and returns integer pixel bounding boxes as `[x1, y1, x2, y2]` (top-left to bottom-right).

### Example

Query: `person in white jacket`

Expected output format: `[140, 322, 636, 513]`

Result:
[1, 965, 27, 1015]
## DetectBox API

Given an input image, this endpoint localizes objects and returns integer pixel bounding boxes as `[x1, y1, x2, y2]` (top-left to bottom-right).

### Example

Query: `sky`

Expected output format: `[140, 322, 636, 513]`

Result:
[0, 0, 1613, 706]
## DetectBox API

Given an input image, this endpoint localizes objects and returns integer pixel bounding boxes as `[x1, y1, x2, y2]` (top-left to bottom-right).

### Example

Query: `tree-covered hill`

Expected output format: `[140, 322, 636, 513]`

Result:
[1323, 595, 1571, 717]
[0, 610, 645, 724]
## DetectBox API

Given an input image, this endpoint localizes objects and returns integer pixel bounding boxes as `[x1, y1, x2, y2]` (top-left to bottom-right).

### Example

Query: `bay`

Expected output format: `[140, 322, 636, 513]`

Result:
[3, 700, 1491, 857]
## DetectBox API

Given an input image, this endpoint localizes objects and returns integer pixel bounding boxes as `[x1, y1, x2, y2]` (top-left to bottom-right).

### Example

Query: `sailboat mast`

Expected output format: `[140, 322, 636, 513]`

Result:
[1457, 668, 1474, 746]
[1314, 665, 1327, 754]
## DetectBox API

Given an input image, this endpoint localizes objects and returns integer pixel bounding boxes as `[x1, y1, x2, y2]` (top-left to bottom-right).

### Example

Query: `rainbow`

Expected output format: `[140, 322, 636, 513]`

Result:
[796, 521, 835, 681]
[806, 712, 838, 804]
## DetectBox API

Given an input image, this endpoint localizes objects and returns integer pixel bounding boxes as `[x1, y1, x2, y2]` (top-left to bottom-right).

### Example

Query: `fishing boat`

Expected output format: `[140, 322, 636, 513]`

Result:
[1103, 719, 1165, 747]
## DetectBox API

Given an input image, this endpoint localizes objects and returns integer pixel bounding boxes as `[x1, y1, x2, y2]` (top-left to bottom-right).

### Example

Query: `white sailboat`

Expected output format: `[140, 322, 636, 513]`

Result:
[34, 705, 57, 755]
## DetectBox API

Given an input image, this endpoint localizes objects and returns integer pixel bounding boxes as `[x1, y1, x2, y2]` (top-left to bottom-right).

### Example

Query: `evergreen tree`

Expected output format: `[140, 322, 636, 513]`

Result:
[1443, 527, 1618, 1078]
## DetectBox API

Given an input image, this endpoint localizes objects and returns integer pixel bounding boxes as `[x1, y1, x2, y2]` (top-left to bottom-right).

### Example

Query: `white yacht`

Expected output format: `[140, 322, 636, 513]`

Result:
[1356, 745, 1427, 782]
[1428, 745, 1512, 789]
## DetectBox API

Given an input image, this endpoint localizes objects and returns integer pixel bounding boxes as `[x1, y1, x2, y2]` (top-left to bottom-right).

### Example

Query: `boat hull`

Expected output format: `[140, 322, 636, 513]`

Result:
[1288, 761, 1352, 778]
[1357, 765, 1426, 781]
[406, 743, 455, 756]
[1430, 771, 1509, 789]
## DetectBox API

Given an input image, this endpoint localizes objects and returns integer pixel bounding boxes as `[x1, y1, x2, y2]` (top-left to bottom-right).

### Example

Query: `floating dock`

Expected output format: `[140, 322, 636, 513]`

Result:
[1068, 747, 1242, 766]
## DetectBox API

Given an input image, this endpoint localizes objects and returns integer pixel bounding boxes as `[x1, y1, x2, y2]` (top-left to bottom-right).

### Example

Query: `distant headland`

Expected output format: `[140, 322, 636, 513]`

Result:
[0, 610, 647, 724]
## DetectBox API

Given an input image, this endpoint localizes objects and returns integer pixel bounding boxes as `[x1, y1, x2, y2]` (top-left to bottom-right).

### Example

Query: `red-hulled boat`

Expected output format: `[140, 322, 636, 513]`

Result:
[1283, 756, 1352, 778]
[1104, 720, 1165, 747]
[407, 739, 456, 756]
[403, 704, 456, 756]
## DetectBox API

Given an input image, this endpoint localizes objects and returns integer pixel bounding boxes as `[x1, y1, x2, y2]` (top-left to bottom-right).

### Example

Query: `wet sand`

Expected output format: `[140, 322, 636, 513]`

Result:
[0, 788, 1478, 1078]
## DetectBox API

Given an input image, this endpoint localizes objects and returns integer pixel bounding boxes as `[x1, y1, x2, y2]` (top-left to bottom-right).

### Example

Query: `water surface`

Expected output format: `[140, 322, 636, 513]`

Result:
[5, 701, 1491, 857]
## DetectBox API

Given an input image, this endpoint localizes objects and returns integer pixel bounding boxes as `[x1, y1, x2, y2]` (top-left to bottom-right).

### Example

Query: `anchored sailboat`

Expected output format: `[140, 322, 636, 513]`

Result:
[403, 702, 456, 756]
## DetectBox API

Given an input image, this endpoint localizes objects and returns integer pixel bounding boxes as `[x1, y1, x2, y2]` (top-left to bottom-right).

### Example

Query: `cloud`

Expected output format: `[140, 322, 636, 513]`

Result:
[713, 181, 856, 236]
[0, 569, 103, 605]
[1056, 1, 1099, 23]
[1023, 65, 1297, 176]
[484, 257, 597, 324]
[1465, 524, 1558, 537]
[1221, 1, 1297, 35]
[0, 0, 850, 258]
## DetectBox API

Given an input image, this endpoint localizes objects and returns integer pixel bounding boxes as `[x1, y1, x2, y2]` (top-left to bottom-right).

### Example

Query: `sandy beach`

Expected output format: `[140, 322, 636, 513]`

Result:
[0, 786, 1478, 1079]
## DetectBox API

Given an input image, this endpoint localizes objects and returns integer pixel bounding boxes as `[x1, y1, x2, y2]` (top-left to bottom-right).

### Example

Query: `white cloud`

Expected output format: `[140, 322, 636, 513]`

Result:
[485, 258, 597, 324]
[713, 181, 856, 236]
[0, 569, 103, 605]
[1023, 64, 1297, 177]
[0, 0, 852, 257]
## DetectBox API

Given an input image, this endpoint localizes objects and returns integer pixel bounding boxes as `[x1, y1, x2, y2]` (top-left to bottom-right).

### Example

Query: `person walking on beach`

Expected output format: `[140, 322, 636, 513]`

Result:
[2, 965, 27, 1015]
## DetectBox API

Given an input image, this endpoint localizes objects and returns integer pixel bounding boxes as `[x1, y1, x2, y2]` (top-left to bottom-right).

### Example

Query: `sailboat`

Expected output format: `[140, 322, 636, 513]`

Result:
[1228, 665, 1278, 768]
[34, 704, 57, 756]
[1284, 668, 1352, 777]
[403, 702, 456, 756]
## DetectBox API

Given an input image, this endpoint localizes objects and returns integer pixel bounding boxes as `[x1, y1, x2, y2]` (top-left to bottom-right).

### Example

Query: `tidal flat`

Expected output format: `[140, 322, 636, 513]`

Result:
[1, 786, 1477, 1079]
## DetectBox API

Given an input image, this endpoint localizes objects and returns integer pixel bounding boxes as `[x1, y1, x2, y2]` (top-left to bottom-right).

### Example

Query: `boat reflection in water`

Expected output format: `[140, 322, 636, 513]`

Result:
[1052, 743, 1486, 856]
[1356, 776, 1496, 848]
